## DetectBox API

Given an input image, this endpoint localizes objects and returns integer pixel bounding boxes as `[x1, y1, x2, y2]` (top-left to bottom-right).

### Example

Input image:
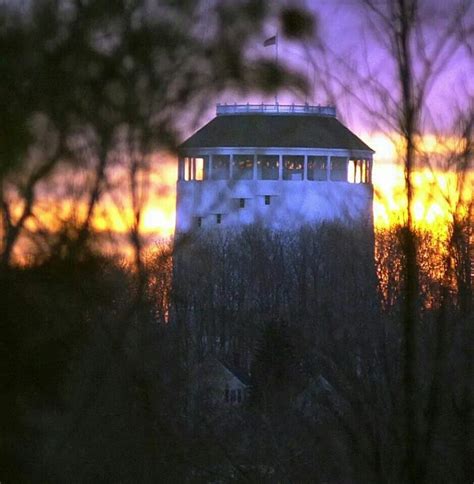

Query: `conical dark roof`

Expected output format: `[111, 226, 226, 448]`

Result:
[180, 114, 373, 152]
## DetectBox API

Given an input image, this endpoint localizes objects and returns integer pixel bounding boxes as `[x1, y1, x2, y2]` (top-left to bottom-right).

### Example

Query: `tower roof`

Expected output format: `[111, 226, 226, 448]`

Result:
[180, 104, 374, 152]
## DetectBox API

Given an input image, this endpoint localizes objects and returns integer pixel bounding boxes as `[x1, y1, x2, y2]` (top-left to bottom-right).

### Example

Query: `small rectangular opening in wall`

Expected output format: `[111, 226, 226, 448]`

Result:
[216, 213, 222, 224]
[239, 198, 245, 208]
[196, 217, 202, 228]
[264, 195, 271, 205]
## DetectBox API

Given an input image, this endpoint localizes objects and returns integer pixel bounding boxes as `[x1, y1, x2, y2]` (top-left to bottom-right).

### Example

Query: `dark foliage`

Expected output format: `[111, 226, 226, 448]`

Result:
[251, 319, 305, 413]
[170, 223, 472, 483]
[0, 221, 472, 482]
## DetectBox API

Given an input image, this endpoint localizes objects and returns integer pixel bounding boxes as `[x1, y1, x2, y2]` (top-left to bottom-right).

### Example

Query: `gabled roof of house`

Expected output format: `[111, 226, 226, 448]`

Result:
[179, 114, 374, 152]
[219, 360, 251, 386]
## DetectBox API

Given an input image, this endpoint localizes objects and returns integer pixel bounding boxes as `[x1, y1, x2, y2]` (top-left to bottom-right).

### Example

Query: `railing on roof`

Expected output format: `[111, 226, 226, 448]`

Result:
[216, 103, 336, 117]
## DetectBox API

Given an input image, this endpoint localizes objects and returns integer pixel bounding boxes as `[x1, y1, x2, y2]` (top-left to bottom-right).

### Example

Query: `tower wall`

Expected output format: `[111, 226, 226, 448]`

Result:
[176, 178, 373, 232]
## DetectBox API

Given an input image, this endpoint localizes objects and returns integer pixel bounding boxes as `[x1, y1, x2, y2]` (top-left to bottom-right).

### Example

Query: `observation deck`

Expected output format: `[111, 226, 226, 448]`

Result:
[176, 101, 374, 233]
[216, 103, 336, 117]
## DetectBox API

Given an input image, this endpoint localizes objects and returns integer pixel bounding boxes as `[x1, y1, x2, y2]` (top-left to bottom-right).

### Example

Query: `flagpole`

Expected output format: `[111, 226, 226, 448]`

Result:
[263, 33, 279, 106]
[275, 33, 279, 106]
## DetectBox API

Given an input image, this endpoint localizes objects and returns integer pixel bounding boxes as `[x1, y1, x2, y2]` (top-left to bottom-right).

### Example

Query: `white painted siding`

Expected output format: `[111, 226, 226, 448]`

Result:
[176, 178, 373, 233]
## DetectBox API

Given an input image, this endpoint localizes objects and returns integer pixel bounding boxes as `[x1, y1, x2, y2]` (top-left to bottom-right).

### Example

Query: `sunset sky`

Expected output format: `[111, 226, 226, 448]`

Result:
[107, 133, 470, 243]
[11, 0, 471, 261]
[125, 0, 471, 242]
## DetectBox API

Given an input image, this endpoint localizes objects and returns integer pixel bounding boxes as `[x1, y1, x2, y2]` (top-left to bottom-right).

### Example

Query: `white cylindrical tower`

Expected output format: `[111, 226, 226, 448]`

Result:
[176, 103, 375, 233]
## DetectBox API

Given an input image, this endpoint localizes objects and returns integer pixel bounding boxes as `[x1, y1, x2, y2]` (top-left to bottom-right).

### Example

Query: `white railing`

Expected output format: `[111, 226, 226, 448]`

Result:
[216, 103, 336, 116]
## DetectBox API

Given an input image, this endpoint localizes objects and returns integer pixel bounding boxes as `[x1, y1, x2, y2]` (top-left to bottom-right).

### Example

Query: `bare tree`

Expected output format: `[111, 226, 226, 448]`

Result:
[303, 1, 473, 481]
[0, 1, 313, 481]
[0, 0, 309, 269]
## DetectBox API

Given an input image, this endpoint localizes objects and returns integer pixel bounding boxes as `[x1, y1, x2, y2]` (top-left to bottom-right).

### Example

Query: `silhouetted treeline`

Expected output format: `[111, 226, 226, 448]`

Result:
[172, 223, 377, 369]
[3, 221, 471, 482]
[168, 222, 472, 483]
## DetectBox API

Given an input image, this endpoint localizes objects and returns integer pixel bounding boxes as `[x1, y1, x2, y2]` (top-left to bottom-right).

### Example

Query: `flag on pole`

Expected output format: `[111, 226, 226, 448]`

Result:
[263, 35, 277, 47]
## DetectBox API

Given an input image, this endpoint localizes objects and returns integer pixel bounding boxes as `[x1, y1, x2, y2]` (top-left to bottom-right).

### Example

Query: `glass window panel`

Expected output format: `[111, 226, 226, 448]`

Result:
[330, 156, 347, 181]
[366, 160, 372, 184]
[349, 159, 369, 183]
[307, 156, 327, 181]
[348, 159, 357, 183]
[184, 157, 191, 181]
[257, 155, 279, 180]
[211, 155, 230, 180]
[283, 155, 304, 180]
[178, 158, 185, 180]
[194, 156, 209, 181]
[232, 155, 254, 180]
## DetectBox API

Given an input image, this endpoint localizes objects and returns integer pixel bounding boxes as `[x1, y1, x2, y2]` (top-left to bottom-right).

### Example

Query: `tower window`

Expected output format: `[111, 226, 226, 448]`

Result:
[257, 155, 279, 180]
[211, 155, 230, 180]
[239, 198, 245, 208]
[330, 157, 348, 181]
[308, 156, 328, 181]
[216, 213, 222, 224]
[349, 159, 372, 184]
[264, 195, 271, 205]
[194, 157, 206, 181]
[283, 155, 304, 180]
[183, 156, 208, 181]
[196, 217, 202, 228]
[232, 155, 254, 180]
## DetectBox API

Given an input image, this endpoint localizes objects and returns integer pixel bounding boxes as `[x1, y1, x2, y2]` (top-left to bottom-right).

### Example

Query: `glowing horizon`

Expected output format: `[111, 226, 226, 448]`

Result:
[9, 132, 471, 264]
[85, 132, 470, 242]
[131, 133, 471, 240]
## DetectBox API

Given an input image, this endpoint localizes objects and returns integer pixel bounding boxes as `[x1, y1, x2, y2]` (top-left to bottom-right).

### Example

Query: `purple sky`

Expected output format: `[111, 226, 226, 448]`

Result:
[213, 0, 472, 138]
